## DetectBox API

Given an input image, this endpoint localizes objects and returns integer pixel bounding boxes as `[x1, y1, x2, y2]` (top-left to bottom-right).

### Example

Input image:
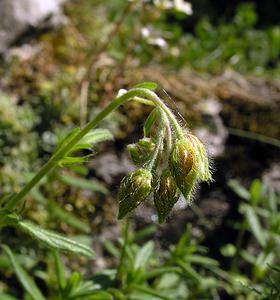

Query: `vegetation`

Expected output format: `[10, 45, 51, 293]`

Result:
[0, 1, 279, 299]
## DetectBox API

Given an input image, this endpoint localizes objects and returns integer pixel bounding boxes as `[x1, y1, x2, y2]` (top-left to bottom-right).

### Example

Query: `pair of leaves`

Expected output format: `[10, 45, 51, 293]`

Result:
[56, 128, 113, 167]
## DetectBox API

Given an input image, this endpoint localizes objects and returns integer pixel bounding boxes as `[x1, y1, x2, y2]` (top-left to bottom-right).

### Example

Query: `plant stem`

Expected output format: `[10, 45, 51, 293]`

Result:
[3, 88, 182, 214]
[116, 218, 130, 284]
[160, 110, 172, 154]
[144, 112, 164, 171]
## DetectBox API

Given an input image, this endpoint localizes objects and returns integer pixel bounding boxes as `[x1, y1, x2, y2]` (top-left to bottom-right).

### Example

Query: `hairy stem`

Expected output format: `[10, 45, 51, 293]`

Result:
[3, 88, 182, 214]
[116, 218, 130, 284]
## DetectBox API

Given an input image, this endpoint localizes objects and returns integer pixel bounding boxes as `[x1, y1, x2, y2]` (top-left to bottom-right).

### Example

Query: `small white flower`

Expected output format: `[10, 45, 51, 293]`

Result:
[174, 0, 193, 15]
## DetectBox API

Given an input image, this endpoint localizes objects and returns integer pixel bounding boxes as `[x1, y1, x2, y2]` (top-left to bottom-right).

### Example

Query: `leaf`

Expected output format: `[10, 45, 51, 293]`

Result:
[143, 109, 158, 137]
[31, 190, 90, 233]
[2, 246, 45, 300]
[249, 179, 262, 205]
[186, 255, 219, 266]
[134, 241, 154, 271]
[228, 179, 250, 201]
[131, 285, 172, 300]
[72, 290, 113, 300]
[17, 220, 95, 258]
[134, 82, 158, 91]
[53, 251, 66, 290]
[133, 225, 157, 242]
[59, 174, 108, 194]
[103, 240, 120, 258]
[0, 294, 18, 300]
[59, 155, 92, 167]
[79, 129, 114, 145]
[56, 129, 113, 167]
[49, 200, 91, 233]
[87, 292, 113, 300]
[140, 267, 181, 281]
[242, 204, 266, 247]
[176, 259, 203, 283]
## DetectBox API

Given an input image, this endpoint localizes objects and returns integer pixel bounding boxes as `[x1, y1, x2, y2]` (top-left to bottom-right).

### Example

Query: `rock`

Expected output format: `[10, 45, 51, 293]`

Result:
[0, 0, 65, 54]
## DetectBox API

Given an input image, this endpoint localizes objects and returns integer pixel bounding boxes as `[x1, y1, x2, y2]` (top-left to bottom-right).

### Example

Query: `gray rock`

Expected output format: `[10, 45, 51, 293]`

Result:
[0, 0, 65, 53]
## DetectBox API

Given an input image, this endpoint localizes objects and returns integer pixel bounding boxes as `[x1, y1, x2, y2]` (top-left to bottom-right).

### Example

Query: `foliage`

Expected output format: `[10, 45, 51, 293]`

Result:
[0, 1, 279, 299]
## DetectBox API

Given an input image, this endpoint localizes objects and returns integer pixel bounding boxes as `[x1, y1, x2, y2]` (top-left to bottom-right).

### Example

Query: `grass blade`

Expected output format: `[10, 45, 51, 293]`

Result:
[2, 246, 45, 300]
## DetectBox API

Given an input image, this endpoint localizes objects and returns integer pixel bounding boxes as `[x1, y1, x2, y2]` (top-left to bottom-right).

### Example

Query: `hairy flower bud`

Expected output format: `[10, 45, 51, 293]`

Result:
[186, 133, 212, 182]
[154, 170, 180, 223]
[127, 138, 155, 166]
[169, 138, 198, 201]
[118, 168, 152, 219]
[169, 133, 212, 201]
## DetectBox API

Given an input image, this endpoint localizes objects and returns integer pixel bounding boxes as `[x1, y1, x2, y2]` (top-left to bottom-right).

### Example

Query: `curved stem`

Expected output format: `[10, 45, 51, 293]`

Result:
[138, 89, 184, 139]
[116, 218, 130, 284]
[160, 110, 172, 154]
[144, 127, 164, 171]
[3, 88, 182, 213]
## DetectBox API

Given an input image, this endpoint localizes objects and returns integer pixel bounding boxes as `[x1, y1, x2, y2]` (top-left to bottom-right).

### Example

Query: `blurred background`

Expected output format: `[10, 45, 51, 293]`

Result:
[0, 0, 279, 299]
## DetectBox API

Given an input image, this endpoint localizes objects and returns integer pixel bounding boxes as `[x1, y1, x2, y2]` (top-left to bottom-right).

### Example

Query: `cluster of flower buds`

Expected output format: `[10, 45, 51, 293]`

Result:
[118, 97, 212, 223]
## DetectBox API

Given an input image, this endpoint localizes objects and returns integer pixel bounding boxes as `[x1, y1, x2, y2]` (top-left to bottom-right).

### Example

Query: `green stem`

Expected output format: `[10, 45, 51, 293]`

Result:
[3, 88, 182, 213]
[116, 218, 130, 283]
[143, 110, 165, 171]
[160, 110, 172, 154]
[143, 90, 183, 138]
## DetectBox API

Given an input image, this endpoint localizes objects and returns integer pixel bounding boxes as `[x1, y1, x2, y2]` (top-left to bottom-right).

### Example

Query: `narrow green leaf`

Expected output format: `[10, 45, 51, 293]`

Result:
[103, 240, 120, 258]
[134, 241, 154, 271]
[2, 246, 45, 300]
[59, 174, 108, 194]
[132, 285, 172, 300]
[249, 179, 262, 205]
[0, 293, 18, 300]
[143, 109, 158, 137]
[186, 255, 219, 266]
[59, 155, 92, 166]
[79, 129, 114, 145]
[49, 200, 91, 233]
[64, 272, 81, 295]
[134, 82, 158, 91]
[140, 267, 181, 281]
[242, 204, 266, 247]
[31, 190, 90, 233]
[17, 221, 95, 258]
[71, 291, 113, 300]
[176, 260, 203, 283]
[133, 225, 157, 242]
[240, 250, 257, 265]
[89, 292, 114, 300]
[228, 180, 250, 201]
[53, 251, 66, 290]
[70, 143, 93, 152]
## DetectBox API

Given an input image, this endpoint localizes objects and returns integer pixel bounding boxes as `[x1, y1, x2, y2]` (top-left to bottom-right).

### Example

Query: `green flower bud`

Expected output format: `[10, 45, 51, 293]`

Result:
[154, 170, 180, 224]
[127, 138, 155, 166]
[169, 133, 212, 201]
[186, 133, 212, 182]
[169, 138, 198, 201]
[118, 168, 152, 219]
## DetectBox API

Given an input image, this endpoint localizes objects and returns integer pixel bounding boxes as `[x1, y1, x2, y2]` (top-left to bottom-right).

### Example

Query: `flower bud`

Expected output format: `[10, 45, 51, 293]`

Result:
[118, 168, 152, 219]
[127, 138, 155, 166]
[154, 170, 180, 223]
[186, 133, 212, 182]
[169, 138, 198, 201]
